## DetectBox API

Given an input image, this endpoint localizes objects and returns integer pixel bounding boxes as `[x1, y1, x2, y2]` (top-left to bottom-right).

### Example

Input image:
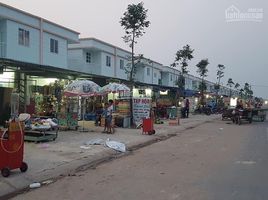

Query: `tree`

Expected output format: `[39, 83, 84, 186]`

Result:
[215, 64, 225, 105]
[216, 64, 225, 88]
[244, 83, 253, 99]
[234, 83, 240, 89]
[120, 2, 150, 83]
[171, 44, 194, 95]
[234, 83, 240, 97]
[227, 78, 234, 97]
[239, 88, 244, 98]
[196, 59, 209, 106]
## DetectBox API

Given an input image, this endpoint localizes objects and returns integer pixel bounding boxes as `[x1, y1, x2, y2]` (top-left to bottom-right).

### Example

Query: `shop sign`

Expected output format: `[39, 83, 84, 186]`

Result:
[132, 98, 151, 125]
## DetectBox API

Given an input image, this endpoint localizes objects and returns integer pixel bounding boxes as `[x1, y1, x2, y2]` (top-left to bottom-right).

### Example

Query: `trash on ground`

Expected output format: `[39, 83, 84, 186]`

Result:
[219, 128, 223, 131]
[235, 161, 256, 165]
[42, 180, 54, 185]
[29, 182, 41, 189]
[105, 138, 126, 152]
[80, 145, 91, 150]
[84, 138, 104, 146]
[38, 143, 50, 149]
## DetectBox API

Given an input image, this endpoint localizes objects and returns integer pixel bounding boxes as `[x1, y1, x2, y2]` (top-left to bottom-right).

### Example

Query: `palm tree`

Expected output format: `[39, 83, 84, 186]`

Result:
[227, 78, 234, 97]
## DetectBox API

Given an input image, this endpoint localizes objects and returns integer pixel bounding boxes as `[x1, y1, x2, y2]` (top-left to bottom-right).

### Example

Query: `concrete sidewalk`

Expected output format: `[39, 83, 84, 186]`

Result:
[0, 114, 220, 199]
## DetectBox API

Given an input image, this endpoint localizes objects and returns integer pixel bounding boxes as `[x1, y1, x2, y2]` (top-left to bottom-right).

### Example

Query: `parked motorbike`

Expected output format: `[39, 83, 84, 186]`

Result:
[194, 106, 212, 115]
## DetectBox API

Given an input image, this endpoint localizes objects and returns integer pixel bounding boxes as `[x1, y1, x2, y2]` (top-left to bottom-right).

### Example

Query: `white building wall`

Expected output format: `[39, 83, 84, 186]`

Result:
[83, 50, 102, 75]
[0, 20, 7, 57]
[100, 52, 115, 78]
[0, 3, 39, 27]
[43, 21, 78, 43]
[67, 49, 83, 71]
[143, 65, 152, 84]
[6, 20, 39, 64]
[68, 49, 102, 75]
[0, 3, 79, 68]
[116, 56, 128, 80]
[152, 68, 161, 85]
[134, 65, 145, 83]
[43, 32, 68, 68]
[161, 72, 169, 86]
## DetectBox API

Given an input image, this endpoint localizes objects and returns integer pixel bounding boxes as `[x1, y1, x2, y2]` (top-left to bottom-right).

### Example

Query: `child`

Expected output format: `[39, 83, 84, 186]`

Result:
[106, 100, 114, 134]
[101, 103, 109, 133]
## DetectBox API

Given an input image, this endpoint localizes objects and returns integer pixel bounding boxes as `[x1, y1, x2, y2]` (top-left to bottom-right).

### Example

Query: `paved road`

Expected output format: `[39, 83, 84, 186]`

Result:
[10, 119, 268, 200]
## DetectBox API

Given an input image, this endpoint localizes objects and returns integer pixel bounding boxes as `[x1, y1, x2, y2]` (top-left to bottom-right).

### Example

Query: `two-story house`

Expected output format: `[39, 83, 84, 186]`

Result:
[0, 2, 80, 112]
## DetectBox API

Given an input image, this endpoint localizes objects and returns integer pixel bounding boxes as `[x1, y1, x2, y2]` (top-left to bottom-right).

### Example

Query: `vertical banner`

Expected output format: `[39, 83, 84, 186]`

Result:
[132, 98, 151, 125]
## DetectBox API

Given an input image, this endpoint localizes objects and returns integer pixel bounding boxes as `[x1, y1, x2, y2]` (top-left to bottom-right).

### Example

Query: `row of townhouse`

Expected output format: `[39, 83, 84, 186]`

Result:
[0, 2, 236, 101]
[68, 37, 235, 96]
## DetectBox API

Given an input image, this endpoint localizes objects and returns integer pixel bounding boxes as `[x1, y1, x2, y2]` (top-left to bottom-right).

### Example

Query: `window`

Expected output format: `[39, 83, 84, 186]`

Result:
[170, 74, 173, 81]
[86, 52, 91, 63]
[147, 68, 150, 76]
[50, 39, 58, 54]
[18, 28, 30, 46]
[106, 56, 111, 67]
[120, 59, 124, 69]
[154, 72, 157, 78]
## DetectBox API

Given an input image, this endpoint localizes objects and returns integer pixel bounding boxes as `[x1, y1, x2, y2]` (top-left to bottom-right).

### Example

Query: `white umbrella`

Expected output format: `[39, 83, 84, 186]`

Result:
[64, 80, 101, 131]
[64, 80, 100, 97]
[100, 83, 130, 94]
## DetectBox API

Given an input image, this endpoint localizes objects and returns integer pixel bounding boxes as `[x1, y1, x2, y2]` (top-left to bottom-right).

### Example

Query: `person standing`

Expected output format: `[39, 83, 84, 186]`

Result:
[101, 103, 109, 133]
[185, 99, 190, 118]
[106, 100, 114, 134]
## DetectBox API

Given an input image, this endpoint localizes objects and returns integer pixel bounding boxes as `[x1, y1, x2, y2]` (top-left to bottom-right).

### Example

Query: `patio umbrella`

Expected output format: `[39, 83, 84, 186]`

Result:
[100, 83, 130, 94]
[64, 80, 101, 131]
[64, 80, 100, 97]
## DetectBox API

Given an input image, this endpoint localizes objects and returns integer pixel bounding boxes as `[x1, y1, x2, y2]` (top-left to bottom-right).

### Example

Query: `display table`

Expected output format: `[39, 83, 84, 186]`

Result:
[24, 122, 58, 143]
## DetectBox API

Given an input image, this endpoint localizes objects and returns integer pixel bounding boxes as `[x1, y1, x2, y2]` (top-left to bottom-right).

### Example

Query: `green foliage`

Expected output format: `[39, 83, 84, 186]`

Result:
[227, 78, 235, 97]
[175, 74, 185, 92]
[120, 2, 150, 82]
[244, 83, 254, 99]
[171, 44, 194, 74]
[171, 45, 194, 96]
[216, 64, 225, 82]
[196, 59, 209, 78]
[234, 83, 240, 89]
[196, 59, 209, 105]
[199, 82, 207, 92]
[239, 88, 244, 98]
[214, 84, 220, 90]
[227, 78, 234, 88]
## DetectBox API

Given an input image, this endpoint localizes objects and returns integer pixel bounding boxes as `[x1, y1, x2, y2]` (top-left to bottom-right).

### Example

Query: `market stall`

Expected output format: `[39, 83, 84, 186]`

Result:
[100, 83, 131, 128]
[63, 80, 100, 131]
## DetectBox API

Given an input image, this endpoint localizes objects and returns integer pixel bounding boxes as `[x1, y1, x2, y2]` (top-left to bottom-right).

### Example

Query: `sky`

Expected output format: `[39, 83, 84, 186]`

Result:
[1, 0, 268, 98]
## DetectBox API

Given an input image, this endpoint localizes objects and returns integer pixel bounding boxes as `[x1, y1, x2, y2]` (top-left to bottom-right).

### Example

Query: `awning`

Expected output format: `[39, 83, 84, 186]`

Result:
[0, 58, 93, 79]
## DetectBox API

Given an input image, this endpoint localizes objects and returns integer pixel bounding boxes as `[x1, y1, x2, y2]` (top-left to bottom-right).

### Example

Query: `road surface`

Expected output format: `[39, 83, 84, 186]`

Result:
[10, 119, 268, 200]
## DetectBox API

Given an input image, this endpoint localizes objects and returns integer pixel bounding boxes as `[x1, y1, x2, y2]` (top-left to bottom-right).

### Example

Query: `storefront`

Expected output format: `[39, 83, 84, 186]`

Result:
[0, 58, 91, 126]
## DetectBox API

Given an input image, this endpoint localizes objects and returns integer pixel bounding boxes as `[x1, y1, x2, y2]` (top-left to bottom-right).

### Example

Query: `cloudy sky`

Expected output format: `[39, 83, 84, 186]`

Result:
[2, 0, 268, 98]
